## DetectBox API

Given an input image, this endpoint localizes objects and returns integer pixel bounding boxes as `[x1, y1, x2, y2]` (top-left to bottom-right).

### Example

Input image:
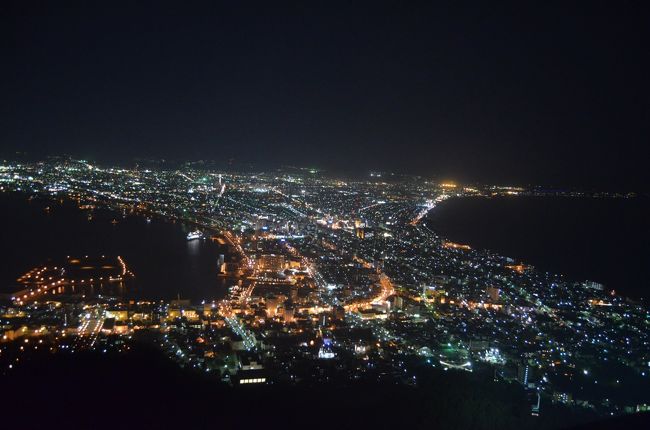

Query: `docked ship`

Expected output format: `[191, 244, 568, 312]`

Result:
[187, 230, 203, 240]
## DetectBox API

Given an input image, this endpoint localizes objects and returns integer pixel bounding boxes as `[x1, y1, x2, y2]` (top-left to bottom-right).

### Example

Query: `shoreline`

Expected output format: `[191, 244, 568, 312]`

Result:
[0, 192, 233, 302]
[424, 194, 649, 301]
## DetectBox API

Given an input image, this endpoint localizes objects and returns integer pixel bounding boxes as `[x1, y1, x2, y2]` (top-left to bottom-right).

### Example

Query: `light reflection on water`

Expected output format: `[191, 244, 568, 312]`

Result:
[0, 194, 232, 301]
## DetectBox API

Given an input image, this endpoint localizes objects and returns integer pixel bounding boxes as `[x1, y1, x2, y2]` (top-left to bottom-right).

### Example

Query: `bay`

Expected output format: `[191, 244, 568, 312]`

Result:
[426, 196, 650, 300]
[0, 193, 230, 301]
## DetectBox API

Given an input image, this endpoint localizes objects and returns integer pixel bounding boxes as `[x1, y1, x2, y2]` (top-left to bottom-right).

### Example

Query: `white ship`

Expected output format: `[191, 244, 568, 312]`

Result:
[186, 230, 203, 240]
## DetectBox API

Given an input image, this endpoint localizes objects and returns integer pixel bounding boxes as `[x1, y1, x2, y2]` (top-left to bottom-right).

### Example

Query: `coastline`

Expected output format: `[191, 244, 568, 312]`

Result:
[425, 194, 649, 300]
[0, 192, 232, 301]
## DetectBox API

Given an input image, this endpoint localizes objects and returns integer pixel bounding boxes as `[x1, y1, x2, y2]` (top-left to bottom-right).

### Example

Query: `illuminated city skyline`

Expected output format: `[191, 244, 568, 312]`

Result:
[1, 2, 649, 429]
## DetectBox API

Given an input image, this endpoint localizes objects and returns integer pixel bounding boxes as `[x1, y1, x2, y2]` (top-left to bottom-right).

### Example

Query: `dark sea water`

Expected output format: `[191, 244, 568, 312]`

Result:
[0, 193, 230, 301]
[426, 196, 650, 300]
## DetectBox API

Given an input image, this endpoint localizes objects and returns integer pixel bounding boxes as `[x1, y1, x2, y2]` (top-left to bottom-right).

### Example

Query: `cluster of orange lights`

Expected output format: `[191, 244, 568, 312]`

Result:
[443, 241, 471, 250]
[505, 264, 529, 274]
[13, 257, 132, 305]
[588, 299, 612, 307]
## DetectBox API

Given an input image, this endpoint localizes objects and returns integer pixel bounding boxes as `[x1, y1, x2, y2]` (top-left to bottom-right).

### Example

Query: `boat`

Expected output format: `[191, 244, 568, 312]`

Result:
[187, 230, 203, 240]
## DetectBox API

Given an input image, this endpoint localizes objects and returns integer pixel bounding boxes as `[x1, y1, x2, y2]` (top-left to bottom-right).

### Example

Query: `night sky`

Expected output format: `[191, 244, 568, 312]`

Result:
[1, 2, 648, 188]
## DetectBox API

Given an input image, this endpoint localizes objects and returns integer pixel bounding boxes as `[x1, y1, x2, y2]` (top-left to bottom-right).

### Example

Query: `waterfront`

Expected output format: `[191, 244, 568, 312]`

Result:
[0, 194, 230, 301]
[426, 196, 650, 300]
[2, 160, 649, 420]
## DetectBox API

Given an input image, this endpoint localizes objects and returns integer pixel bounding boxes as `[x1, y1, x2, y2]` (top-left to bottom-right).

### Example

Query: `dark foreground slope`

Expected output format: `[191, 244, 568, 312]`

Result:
[1, 343, 646, 430]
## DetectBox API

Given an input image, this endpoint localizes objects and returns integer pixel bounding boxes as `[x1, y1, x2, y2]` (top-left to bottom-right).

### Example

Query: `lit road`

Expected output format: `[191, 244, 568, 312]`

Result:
[410, 194, 450, 225]
[375, 274, 395, 303]
[73, 308, 105, 351]
[239, 283, 255, 304]
[224, 315, 256, 350]
[223, 230, 253, 270]
[345, 273, 395, 312]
